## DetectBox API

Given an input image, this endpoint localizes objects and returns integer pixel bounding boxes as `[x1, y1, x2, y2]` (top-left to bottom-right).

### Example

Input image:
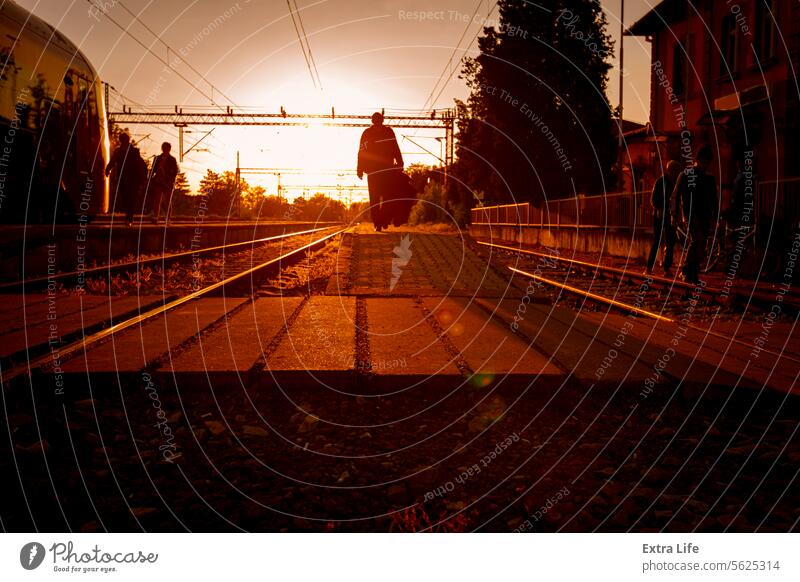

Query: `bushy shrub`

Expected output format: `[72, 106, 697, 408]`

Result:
[409, 181, 448, 225]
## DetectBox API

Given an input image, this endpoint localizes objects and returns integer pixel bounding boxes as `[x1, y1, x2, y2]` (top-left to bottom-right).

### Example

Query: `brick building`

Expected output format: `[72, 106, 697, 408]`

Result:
[627, 0, 799, 215]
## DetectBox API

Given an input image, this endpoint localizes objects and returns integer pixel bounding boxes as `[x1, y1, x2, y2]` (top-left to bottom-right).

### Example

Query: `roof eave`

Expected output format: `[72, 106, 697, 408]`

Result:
[626, 0, 687, 37]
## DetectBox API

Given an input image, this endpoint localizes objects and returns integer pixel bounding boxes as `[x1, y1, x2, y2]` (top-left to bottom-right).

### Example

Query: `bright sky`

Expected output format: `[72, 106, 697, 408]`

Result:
[17, 0, 657, 201]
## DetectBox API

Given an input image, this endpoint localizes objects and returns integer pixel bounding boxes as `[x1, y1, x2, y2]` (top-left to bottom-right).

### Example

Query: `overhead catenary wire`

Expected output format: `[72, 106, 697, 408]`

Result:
[85, 0, 224, 108]
[429, 2, 499, 111]
[420, 0, 497, 113]
[401, 0, 496, 148]
[114, 0, 239, 107]
[105, 86, 232, 167]
[286, 0, 322, 90]
[292, 0, 323, 90]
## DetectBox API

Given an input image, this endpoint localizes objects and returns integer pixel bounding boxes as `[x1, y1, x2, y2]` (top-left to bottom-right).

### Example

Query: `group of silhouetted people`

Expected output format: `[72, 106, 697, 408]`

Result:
[106, 134, 179, 226]
[647, 145, 718, 284]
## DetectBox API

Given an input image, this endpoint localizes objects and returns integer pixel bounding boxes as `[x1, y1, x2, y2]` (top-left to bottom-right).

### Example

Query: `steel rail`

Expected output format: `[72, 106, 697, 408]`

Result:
[477, 240, 800, 310]
[507, 264, 800, 367]
[1, 227, 348, 384]
[508, 266, 676, 323]
[0, 225, 340, 292]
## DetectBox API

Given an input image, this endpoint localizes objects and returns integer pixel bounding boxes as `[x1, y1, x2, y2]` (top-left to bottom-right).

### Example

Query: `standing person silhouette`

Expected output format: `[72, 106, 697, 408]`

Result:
[357, 112, 403, 232]
[148, 142, 179, 224]
[105, 133, 146, 226]
[646, 160, 680, 276]
[674, 145, 717, 284]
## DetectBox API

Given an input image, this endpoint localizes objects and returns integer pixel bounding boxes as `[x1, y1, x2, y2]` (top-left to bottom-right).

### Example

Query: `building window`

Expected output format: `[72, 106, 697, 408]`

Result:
[720, 15, 739, 75]
[685, 32, 695, 94]
[672, 41, 686, 95]
[755, 0, 777, 62]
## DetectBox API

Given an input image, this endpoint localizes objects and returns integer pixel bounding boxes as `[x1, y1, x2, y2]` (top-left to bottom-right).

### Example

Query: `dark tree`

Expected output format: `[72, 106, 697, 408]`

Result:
[405, 163, 441, 195]
[198, 170, 241, 216]
[256, 195, 293, 219]
[455, 0, 615, 206]
[168, 172, 195, 216]
[292, 193, 345, 222]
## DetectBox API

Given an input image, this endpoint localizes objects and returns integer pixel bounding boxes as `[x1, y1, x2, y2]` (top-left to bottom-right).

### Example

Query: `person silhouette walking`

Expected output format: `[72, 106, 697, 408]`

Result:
[357, 112, 403, 231]
[646, 160, 680, 276]
[147, 142, 179, 223]
[674, 145, 717, 284]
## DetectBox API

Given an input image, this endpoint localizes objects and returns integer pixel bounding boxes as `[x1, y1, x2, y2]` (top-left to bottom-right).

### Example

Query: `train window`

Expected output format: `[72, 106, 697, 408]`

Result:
[87, 84, 98, 119]
[78, 78, 88, 106]
[77, 78, 89, 131]
[63, 75, 74, 119]
[87, 84, 99, 140]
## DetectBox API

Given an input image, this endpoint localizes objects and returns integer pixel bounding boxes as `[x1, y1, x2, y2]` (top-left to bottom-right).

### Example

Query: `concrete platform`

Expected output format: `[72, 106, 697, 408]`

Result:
[12, 229, 793, 403]
[1, 295, 162, 360]
[63, 297, 245, 374]
[366, 297, 460, 380]
[478, 298, 655, 385]
[349, 232, 518, 297]
[422, 297, 562, 378]
[0, 294, 101, 332]
[265, 296, 357, 383]
[166, 297, 303, 375]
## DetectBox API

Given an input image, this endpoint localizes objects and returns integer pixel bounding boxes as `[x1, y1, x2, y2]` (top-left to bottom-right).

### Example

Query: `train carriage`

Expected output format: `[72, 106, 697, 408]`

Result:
[0, 0, 109, 222]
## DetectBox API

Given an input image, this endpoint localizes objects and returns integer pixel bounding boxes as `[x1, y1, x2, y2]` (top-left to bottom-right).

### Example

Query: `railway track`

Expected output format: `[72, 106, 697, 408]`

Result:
[0, 225, 340, 294]
[1, 226, 348, 384]
[476, 239, 800, 368]
[476, 240, 800, 316]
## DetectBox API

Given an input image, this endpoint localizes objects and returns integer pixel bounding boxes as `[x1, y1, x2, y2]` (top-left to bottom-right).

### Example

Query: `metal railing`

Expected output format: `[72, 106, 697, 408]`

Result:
[471, 192, 652, 229]
[472, 180, 800, 230]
